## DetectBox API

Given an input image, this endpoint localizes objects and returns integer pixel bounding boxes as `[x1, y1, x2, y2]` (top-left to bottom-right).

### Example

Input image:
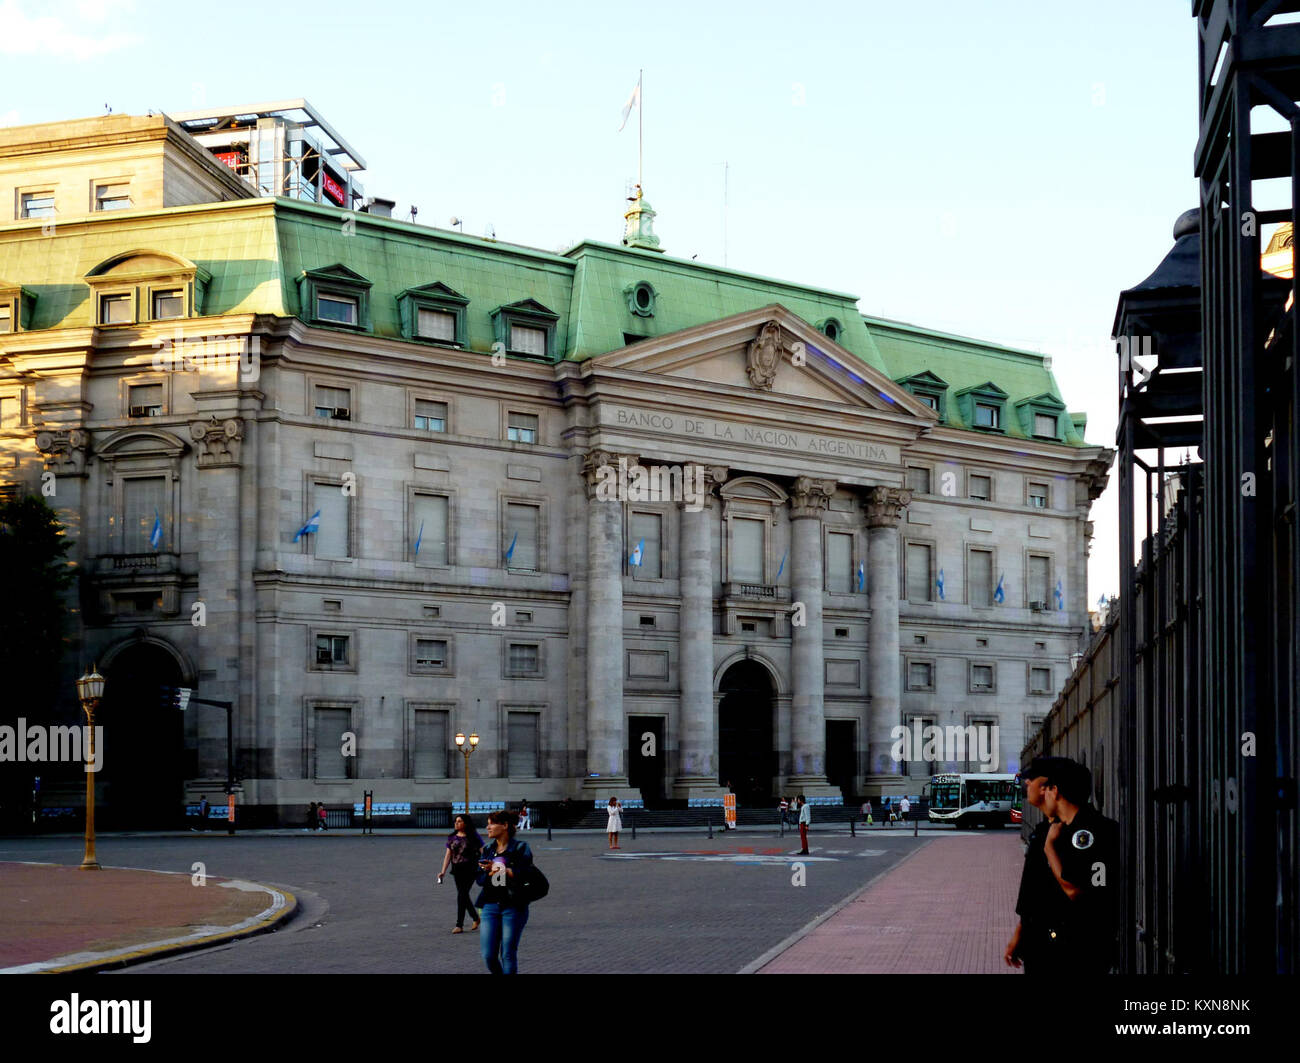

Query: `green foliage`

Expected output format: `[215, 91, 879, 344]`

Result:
[0, 492, 75, 720]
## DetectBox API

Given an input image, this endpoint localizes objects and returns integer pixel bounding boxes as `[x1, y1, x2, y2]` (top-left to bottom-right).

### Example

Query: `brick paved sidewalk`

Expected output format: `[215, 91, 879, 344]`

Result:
[0, 861, 295, 972]
[754, 833, 1024, 974]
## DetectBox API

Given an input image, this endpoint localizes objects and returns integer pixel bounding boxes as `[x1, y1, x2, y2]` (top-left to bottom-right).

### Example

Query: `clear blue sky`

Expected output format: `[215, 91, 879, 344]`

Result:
[0, 0, 1203, 601]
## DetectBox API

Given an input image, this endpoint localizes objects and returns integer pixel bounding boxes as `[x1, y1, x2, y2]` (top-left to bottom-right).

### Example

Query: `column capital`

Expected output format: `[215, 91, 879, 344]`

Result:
[863, 485, 912, 528]
[679, 463, 728, 510]
[582, 449, 640, 500]
[789, 476, 836, 519]
[34, 426, 91, 478]
[189, 416, 243, 468]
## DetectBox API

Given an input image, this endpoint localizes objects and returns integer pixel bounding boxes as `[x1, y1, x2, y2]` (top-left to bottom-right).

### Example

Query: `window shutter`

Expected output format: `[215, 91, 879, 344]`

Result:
[968, 549, 992, 606]
[507, 712, 539, 777]
[124, 476, 165, 550]
[826, 532, 852, 593]
[1029, 556, 1050, 603]
[414, 709, 449, 778]
[906, 543, 932, 602]
[505, 503, 539, 570]
[731, 518, 764, 582]
[314, 708, 350, 779]
[413, 494, 449, 565]
[313, 483, 350, 558]
[630, 512, 662, 578]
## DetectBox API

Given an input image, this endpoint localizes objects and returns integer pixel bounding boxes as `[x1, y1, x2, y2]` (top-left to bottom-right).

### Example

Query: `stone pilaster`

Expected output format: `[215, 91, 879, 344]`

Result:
[864, 485, 911, 789]
[582, 449, 638, 794]
[788, 476, 837, 795]
[674, 464, 728, 800]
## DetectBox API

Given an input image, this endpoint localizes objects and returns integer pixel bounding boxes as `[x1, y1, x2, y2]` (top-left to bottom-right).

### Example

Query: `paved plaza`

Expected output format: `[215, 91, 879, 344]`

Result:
[0, 826, 1023, 974]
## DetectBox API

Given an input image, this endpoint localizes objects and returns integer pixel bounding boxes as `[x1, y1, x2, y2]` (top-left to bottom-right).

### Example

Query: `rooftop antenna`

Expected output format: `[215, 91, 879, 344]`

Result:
[485, 223, 495, 241]
[723, 160, 729, 267]
[409, 205, 418, 223]
[449, 216, 463, 232]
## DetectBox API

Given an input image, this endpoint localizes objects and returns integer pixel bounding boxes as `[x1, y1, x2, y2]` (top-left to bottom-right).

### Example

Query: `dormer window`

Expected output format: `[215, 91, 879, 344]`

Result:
[954, 381, 1008, 434]
[1034, 413, 1057, 438]
[0, 282, 36, 333]
[84, 250, 208, 328]
[818, 317, 843, 343]
[491, 299, 560, 361]
[398, 282, 469, 346]
[626, 281, 656, 317]
[298, 264, 372, 331]
[895, 370, 949, 419]
[1013, 393, 1067, 442]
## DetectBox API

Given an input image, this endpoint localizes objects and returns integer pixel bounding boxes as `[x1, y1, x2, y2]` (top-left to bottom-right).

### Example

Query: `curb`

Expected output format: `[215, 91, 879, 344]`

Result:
[736, 836, 935, 975]
[2, 876, 298, 975]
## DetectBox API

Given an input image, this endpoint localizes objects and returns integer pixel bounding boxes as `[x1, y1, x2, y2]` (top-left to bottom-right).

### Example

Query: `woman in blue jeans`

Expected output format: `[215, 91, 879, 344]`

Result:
[475, 809, 534, 975]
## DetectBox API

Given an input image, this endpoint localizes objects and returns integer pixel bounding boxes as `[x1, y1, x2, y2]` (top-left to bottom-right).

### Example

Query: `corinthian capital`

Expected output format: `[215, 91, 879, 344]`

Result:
[789, 476, 836, 519]
[863, 485, 912, 528]
[582, 449, 641, 500]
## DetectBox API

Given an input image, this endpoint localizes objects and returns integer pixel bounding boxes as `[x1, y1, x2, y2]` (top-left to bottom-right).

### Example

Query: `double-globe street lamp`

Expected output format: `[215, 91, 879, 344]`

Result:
[75, 665, 105, 871]
[454, 731, 479, 815]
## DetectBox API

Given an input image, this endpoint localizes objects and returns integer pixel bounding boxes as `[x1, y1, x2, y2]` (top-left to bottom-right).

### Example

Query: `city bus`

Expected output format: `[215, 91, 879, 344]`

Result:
[927, 773, 1020, 828]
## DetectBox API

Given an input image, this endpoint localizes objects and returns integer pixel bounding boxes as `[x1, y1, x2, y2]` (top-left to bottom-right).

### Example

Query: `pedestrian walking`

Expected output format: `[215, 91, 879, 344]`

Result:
[475, 810, 535, 974]
[779, 796, 789, 826]
[304, 801, 317, 832]
[1004, 756, 1119, 975]
[861, 799, 873, 827]
[797, 794, 811, 854]
[437, 813, 483, 934]
[899, 795, 911, 824]
[606, 796, 623, 849]
[317, 803, 328, 831]
[517, 802, 531, 831]
[883, 795, 893, 827]
[194, 795, 209, 832]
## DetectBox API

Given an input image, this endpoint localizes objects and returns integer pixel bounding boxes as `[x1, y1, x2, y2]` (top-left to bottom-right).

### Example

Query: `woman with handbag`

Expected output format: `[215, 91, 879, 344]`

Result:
[475, 810, 535, 974]
[606, 796, 623, 849]
[436, 813, 483, 934]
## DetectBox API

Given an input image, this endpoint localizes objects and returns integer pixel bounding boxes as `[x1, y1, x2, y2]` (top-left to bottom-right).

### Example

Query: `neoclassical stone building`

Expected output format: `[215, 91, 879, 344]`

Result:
[0, 110, 1111, 823]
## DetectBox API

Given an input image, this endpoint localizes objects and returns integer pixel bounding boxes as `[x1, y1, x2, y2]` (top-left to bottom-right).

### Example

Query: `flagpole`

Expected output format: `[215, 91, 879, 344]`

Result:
[638, 68, 643, 195]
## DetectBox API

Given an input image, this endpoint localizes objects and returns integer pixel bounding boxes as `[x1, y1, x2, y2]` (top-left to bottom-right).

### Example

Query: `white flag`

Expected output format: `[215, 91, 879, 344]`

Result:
[619, 75, 641, 132]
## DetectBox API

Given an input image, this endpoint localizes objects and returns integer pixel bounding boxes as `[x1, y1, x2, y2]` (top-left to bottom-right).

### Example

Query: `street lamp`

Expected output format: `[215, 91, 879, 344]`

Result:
[75, 665, 105, 871]
[454, 731, 479, 815]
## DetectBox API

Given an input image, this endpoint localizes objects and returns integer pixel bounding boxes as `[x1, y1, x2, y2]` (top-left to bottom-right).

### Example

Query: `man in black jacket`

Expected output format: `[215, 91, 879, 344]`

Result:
[1004, 756, 1119, 975]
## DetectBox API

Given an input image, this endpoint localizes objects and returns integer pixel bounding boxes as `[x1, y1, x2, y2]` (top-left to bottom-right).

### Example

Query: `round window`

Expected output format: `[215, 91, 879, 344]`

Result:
[823, 319, 840, 341]
[635, 285, 652, 310]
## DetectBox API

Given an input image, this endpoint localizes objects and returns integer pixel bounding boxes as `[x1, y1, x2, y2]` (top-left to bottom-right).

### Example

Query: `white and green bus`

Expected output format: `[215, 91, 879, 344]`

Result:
[927, 773, 1020, 828]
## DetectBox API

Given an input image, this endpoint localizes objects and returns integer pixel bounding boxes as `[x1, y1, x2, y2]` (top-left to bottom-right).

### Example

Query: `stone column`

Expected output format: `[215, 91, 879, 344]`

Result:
[582, 450, 637, 794]
[788, 476, 837, 795]
[674, 464, 728, 800]
[864, 485, 912, 788]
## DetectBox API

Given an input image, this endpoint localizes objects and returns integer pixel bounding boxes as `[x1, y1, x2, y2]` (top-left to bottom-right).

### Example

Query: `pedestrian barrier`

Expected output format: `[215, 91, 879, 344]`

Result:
[351, 801, 411, 816]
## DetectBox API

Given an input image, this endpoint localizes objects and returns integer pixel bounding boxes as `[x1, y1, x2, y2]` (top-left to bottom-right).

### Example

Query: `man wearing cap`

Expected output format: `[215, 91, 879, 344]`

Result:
[1004, 756, 1119, 974]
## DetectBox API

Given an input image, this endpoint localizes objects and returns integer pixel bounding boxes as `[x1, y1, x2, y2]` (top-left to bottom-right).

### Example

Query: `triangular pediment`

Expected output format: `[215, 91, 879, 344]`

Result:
[591, 304, 938, 419]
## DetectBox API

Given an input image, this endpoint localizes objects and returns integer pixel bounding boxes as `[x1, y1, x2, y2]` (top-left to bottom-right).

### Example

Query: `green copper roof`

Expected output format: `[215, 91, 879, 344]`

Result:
[0, 197, 1095, 446]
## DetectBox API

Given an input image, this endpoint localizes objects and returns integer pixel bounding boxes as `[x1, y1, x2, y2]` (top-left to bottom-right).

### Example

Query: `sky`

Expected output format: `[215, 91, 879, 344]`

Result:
[0, 0, 1204, 602]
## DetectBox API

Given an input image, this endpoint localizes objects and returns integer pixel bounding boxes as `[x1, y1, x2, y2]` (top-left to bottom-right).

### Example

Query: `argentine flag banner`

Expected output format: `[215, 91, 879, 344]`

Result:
[293, 509, 321, 543]
[994, 573, 1005, 604]
[936, 568, 945, 600]
[504, 531, 518, 564]
[149, 510, 163, 550]
[629, 537, 645, 567]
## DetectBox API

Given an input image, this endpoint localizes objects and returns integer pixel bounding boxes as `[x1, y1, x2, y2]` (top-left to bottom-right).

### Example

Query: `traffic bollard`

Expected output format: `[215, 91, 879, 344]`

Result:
[913, 813, 919, 837]
[631, 809, 636, 840]
[708, 817, 713, 839]
[850, 816, 855, 837]
[547, 815, 552, 841]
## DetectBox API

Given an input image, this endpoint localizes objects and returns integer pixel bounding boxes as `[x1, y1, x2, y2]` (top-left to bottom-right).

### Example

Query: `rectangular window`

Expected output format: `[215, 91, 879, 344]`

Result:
[507, 643, 540, 675]
[908, 661, 934, 690]
[312, 482, 350, 558]
[974, 403, 1000, 429]
[1028, 555, 1050, 605]
[906, 542, 933, 602]
[314, 385, 351, 420]
[1, 396, 20, 428]
[151, 289, 184, 320]
[1028, 481, 1049, 508]
[94, 182, 131, 211]
[414, 638, 448, 668]
[413, 399, 447, 432]
[506, 411, 538, 443]
[630, 511, 662, 579]
[971, 664, 994, 691]
[20, 191, 54, 219]
[510, 324, 546, 356]
[1030, 666, 1052, 694]
[969, 474, 991, 501]
[313, 707, 350, 779]
[99, 293, 133, 324]
[906, 466, 931, 495]
[128, 383, 163, 417]
[919, 393, 938, 411]
[1033, 413, 1057, 438]
[826, 531, 853, 593]
[968, 548, 993, 606]
[123, 476, 165, 551]
[504, 502, 539, 571]
[730, 518, 765, 583]
[507, 712, 539, 777]
[417, 308, 456, 341]
[317, 293, 358, 325]
[412, 493, 449, 566]
[315, 634, 350, 665]
[414, 709, 449, 778]
[0, 305, 11, 332]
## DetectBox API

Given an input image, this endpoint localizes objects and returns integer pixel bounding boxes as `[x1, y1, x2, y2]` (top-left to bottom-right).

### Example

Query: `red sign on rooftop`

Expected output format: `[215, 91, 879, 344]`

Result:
[321, 171, 346, 206]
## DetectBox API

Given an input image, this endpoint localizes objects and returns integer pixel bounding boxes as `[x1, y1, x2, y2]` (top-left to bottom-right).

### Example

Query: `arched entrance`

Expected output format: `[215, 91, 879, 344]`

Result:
[100, 641, 186, 828]
[717, 660, 776, 807]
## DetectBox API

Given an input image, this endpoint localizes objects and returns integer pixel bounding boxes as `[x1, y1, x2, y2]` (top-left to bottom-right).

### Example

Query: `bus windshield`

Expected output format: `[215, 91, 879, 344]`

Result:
[965, 779, 1016, 804]
[931, 782, 960, 810]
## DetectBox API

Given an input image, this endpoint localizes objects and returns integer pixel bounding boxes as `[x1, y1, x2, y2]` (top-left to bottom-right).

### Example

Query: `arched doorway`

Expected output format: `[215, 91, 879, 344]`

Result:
[100, 641, 186, 828]
[717, 660, 776, 807]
